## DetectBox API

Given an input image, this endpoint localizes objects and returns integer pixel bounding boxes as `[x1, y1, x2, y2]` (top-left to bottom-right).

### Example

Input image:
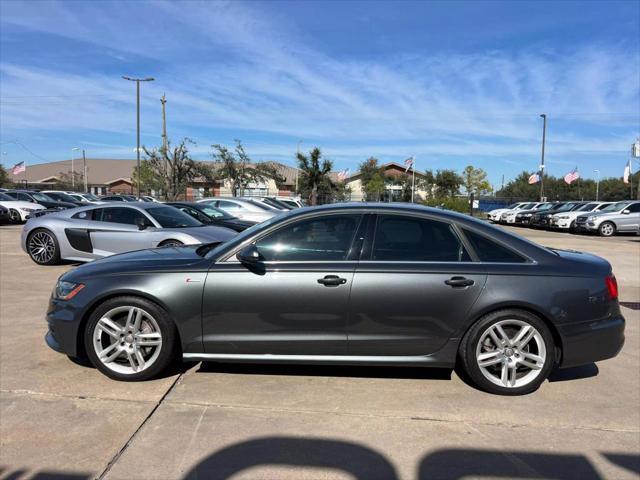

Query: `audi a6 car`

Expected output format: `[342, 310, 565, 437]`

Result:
[22, 203, 237, 265]
[44, 203, 624, 395]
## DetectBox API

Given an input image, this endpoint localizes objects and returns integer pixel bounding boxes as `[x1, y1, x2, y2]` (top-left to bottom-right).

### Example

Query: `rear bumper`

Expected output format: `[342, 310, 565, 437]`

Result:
[558, 314, 625, 368]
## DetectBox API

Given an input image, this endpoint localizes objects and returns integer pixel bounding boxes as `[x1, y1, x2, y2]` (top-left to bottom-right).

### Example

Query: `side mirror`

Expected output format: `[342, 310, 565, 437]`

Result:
[237, 244, 262, 264]
[622, 209, 631, 215]
[136, 217, 148, 230]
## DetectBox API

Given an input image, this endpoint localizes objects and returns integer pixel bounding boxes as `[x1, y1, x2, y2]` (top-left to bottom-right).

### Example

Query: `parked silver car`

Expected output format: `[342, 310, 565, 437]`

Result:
[575, 200, 640, 236]
[549, 201, 612, 230]
[197, 197, 279, 223]
[21, 203, 237, 265]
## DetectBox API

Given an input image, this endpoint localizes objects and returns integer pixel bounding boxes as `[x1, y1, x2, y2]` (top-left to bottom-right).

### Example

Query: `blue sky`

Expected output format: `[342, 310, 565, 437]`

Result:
[0, 0, 638, 187]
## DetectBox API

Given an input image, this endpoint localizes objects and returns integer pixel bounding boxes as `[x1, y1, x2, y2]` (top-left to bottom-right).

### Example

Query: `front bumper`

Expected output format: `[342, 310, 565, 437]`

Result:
[45, 296, 83, 357]
[558, 314, 625, 368]
[550, 218, 572, 229]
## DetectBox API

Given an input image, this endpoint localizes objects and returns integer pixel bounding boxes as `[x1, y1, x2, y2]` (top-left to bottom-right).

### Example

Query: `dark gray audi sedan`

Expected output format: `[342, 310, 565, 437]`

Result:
[45, 203, 625, 395]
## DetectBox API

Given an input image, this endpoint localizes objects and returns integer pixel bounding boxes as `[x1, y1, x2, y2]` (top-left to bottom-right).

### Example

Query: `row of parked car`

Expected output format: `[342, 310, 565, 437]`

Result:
[487, 200, 640, 236]
[1, 189, 304, 265]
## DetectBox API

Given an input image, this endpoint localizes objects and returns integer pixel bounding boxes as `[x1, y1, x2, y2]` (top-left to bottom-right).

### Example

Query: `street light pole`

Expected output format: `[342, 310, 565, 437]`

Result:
[71, 147, 80, 189]
[296, 140, 303, 194]
[539, 114, 546, 202]
[122, 76, 155, 198]
[594, 169, 600, 201]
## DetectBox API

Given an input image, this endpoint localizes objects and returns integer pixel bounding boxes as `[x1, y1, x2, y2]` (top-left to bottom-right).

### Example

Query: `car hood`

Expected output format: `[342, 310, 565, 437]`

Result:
[63, 244, 215, 280]
[0, 200, 44, 210]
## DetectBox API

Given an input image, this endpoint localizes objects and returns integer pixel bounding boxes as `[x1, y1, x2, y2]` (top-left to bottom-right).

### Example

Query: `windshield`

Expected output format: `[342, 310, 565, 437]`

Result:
[577, 203, 598, 211]
[601, 201, 629, 212]
[0, 192, 12, 200]
[247, 200, 275, 211]
[32, 193, 54, 202]
[521, 203, 536, 209]
[549, 203, 566, 210]
[47, 192, 78, 202]
[262, 198, 292, 210]
[198, 205, 235, 220]
[83, 193, 100, 201]
[146, 206, 203, 228]
[536, 203, 554, 211]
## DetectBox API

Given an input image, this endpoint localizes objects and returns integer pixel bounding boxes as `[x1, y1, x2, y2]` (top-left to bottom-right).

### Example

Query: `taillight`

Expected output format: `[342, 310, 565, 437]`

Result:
[605, 275, 618, 300]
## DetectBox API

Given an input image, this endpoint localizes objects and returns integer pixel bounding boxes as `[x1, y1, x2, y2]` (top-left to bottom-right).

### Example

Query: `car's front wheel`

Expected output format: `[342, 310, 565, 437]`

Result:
[84, 296, 178, 381]
[458, 309, 555, 395]
[8, 209, 23, 223]
[27, 228, 61, 265]
[598, 221, 616, 237]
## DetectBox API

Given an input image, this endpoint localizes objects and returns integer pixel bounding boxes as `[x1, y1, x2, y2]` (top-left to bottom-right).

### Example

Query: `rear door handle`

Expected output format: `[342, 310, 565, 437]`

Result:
[317, 275, 347, 287]
[445, 276, 475, 288]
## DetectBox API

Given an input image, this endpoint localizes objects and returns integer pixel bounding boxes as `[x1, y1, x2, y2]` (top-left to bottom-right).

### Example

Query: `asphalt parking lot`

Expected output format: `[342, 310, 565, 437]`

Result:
[1, 223, 638, 480]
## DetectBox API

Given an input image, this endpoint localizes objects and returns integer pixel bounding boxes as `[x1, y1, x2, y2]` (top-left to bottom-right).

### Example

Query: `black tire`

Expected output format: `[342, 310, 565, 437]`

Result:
[158, 239, 183, 247]
[84, 296, 179, 381]
[457, 309, 556, 396]
[26, 228, 61, 265]
[8, 209, 23, 224]
[598, 221, 616, 237]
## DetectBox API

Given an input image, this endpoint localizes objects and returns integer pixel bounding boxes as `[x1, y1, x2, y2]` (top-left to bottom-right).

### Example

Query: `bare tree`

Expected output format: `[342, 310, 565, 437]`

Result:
[143, 138, 199, 200]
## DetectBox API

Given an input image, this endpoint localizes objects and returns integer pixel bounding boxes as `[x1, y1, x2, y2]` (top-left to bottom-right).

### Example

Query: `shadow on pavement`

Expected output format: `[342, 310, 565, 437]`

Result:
[197, 361, 453, 380]
[548, 362, 599, 382]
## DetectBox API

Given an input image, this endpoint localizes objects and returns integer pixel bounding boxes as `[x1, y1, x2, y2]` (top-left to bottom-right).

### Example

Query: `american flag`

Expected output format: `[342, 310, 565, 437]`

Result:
[528, 172, 540, 184]
[404, 156, 414, 172]
[337, 168, 350, 181]
[564, 167, 580, 184]
[11, 161, 25, 175]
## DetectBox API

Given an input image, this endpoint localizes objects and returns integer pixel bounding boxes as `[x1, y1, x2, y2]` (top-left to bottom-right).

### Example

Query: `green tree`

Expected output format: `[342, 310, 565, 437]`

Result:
[296, 147, 334, 205]
[462, 166, 492, 197]
[132, 159, 165, 196]
[143, 138, 199, 201]
[357, 157, 387, 201]
[434, 169, 463, 197]
[207, 140, 283, 196]
[0, 164, 14, 188]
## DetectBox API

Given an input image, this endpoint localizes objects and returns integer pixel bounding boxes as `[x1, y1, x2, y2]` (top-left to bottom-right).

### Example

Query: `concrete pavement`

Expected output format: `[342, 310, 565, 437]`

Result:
[1, 223, 638, 479]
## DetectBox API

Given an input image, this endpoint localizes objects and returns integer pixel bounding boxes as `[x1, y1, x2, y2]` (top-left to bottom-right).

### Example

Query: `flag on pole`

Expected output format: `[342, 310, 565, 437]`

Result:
[528, 172, 541, 184]
[564, 167, 580, 184]
[404, 156, 414, 173]
[11, 161, 25, 175]
[623, 160, 632, 184]
[337, 168, 350, 181]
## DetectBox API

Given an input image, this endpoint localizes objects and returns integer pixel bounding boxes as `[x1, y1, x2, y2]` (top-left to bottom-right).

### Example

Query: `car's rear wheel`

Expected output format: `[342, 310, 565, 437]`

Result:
[458, 309, 555, 395]
[598, 222, 616, 237]
[27, 228, 61, 265]
[158, 239, 183, 247]
[84, 296, 178, 381]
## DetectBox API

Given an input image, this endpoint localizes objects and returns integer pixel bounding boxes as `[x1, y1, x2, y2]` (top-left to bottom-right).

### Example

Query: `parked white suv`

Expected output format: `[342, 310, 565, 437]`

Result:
[575, 201, 640, 236]
[0, 191, 45, 223]
[500, 202, 545, 224]
[487, 202, 530, 222]
[549, 201, 611, 231]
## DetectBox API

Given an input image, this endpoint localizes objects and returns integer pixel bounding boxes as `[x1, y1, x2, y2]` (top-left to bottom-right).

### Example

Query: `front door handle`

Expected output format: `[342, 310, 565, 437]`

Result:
[445, 276, 475, 288]
[317, 275, 347, 287]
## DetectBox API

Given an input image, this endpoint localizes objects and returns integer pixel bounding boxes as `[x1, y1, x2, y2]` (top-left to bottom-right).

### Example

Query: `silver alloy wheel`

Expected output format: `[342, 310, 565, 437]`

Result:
[9, 209, 21, 223]
[475, 320, 546, 388]
[92, 306, 163, 375]
[28, 231, 56, 263]
[600, 223, 614, 236]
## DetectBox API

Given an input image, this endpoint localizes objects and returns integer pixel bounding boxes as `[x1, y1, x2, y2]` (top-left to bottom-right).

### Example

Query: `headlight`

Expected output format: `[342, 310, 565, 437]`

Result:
[20, 208, 36, 213]
[53, 281, 85, 300]
[587, 216, 598, 222]
[557, 216, 569, 220]
[523, 213, 532, 217]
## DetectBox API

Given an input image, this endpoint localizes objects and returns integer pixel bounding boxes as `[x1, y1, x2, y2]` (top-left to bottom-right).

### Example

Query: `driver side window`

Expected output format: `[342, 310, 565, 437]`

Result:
[255, 214, 362, 261]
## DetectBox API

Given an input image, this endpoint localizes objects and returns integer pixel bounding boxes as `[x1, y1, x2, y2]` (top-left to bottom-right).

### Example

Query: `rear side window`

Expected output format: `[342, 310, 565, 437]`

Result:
[256, 214, 361, 261]
[372, 215, 471, 262]
[463, 229, 527, 263]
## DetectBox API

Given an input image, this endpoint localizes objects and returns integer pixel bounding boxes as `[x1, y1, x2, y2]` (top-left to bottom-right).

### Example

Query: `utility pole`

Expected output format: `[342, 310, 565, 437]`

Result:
[296, 140, 303, 194]
[71, 147, 80, 189]
[83, 149, 87, 192]
[122, 75, 155, 198]
[539, 114, 547, 202]
[594, 169, 600, 201]
[161, 94, 168, 152]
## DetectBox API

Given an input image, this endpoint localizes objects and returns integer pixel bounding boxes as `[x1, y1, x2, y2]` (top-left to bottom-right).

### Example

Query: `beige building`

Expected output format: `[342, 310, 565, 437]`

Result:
[344, 162, 431, 201]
